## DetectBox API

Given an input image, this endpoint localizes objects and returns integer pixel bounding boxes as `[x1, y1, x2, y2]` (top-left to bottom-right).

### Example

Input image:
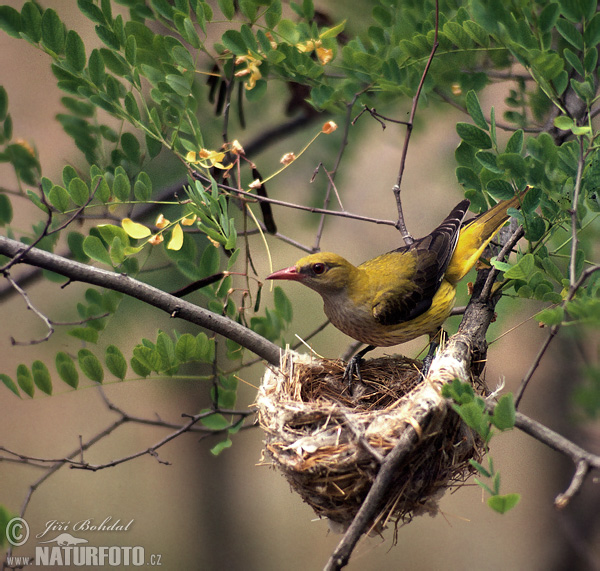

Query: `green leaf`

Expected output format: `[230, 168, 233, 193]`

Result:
[16, 364, 34, 397]
[556, 17, 583, 50]
[32, 360, 52, 395]
[492, 394, 516, 430]
[218, 0, 235, 20]
[476, 151, 503, 174]
[95, 24, 120, 50]
[65, 30, 86, 71]
[48, 184, 71, 213]
[78, 349, 104, 383]
[121, 132, 140, 163]
[77, 0, 107, 25]
[0, 86, 7, 122]
[130, 356, 151, 378]
[165, 73, 192, 96]
[504, 253, 535, 280]
[175, 333, 198, 362]
[469, 459, 492, 478]
[0, 5, 22, 38]
[125, 34, 137, 65]
[156, 331, 176, 371]
[133, 346, 163, 372]
[456, 166, 481, 191]
[113, 172, 131, 201]
[0, 373, 20, 397]
[21, 2, 42, 42]
[68, 177, 89, 207]
[105, 345, 127, 380]
[83, 235, 113, 266]
[264, 1, 282, 28]
[88, 48, 105, 87]
[488, 493, 520, 514]
[151, 0, 174, 19]
[273, 286, 293, 323]
[554, 115, 574, 131]
[41, 8, 65, 53]
[584, 13, 600, 47]
[505, 129, 523, 154]
[497, 153, 527, 178]
[0, 193, 14, 225]
[563, 48, 584, 75]
[68, 326, 99, 343]
[465, 90, 488, 131]
[456, 123, 492, 149]
[201, 411, 230, 429]
[221, 29, 247, 55]
[539, 3, 560, 33]
[210, 438, 232, 455]
[536, 306, 565, 326]
[56, 352, 79, 388]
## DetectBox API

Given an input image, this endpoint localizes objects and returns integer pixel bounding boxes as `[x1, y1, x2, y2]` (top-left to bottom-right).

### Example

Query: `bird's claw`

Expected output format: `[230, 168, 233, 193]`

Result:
[343, 355, 364, 384]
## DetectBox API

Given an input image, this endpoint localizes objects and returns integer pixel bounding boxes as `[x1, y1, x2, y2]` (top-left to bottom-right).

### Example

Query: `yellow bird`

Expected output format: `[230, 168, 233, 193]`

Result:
[267, 193, 524, 379]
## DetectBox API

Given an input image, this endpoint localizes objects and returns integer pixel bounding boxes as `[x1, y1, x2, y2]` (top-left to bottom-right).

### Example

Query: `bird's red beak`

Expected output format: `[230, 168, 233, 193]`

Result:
[266, 266, 304, 281]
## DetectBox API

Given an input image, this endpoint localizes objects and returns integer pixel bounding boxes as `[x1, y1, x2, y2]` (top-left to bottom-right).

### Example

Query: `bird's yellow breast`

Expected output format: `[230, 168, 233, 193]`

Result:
[322, 279, 456, 347]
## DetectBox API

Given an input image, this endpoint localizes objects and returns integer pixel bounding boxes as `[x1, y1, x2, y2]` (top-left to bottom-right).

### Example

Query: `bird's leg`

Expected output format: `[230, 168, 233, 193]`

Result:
[343, 345, 375, 383]
[422, 328, 444, 377]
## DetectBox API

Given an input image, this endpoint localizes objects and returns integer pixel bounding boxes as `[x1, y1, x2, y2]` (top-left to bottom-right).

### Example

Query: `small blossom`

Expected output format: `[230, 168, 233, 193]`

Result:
[451, 83, 462, 96]
[186, 148, 232, 170]
[231, 139, 245, 155]
[181, 214, 197, 226]
[266, 32, 277, 49]
[322, 121, 338, 134]
[207, 236, 220, 248]
[155, 213, 170, 229]
[316, 46, 333, 65]
[248, 179, 262, 190]
[14, 138, 36, 157]
[235, 52, 262, 90]
[280, 152, 296, 165]
[148, 234, 164, 245]
[296, 39, 318, 53]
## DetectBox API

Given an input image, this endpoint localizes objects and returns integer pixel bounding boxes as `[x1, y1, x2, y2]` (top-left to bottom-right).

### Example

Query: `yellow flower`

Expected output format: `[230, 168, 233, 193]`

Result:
[185, 148, 232, 170]
[296, 39, 332, 66]
[316, 46, 333, 65]
[230, 139, 245, 155]
[181, 214, 197, 226]
[148, 234, 164, 245]
[235, 52, 262, 90]
[155, 213, 170, 229]
[296, 39, 319, 53]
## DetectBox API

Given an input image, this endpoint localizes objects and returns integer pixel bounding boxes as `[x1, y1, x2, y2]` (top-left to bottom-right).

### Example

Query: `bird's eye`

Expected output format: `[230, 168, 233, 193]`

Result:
[312, 263, 326, 275]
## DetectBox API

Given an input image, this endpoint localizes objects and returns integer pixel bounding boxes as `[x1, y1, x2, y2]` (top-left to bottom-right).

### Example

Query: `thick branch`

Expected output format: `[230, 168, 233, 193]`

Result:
[0, 235, 281, 366]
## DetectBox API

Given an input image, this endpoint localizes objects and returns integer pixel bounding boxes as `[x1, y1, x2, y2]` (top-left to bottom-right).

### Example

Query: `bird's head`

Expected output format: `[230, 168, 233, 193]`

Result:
[266, 253, 357, 296]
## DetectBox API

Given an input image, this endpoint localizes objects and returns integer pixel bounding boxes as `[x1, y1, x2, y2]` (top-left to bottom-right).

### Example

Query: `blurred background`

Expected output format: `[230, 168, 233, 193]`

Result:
[1, 1, 599, 569]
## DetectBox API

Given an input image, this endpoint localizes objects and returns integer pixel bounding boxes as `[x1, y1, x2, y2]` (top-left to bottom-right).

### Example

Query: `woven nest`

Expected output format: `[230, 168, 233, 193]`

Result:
[256, 350, 485, 533]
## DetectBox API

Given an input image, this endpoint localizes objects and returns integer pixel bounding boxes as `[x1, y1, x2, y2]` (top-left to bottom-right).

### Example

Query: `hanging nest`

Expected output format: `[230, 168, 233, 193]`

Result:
[256, 350, 486, 533]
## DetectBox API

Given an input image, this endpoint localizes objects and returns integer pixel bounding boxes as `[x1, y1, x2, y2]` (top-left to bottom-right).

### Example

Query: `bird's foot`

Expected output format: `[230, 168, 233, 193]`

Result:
[421, 340, 439, 378]
[343, 354, 364, 384]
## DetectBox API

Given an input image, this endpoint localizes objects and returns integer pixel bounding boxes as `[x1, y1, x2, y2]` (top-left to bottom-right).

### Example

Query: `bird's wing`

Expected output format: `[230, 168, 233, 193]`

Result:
[370, 199, 470, 326]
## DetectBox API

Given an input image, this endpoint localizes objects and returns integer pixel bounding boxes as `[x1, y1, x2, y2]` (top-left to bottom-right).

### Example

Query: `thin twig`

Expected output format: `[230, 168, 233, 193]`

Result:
[312, 90, 366, 251]
[191, 171, 397, 227]
[4, 272, 54, 345]
[514, 264, 600, 407]
[393, 0, 439, 246]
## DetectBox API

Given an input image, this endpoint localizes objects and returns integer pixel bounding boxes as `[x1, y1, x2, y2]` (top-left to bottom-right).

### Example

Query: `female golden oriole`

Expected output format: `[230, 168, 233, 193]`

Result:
[267, 193, 524, 379]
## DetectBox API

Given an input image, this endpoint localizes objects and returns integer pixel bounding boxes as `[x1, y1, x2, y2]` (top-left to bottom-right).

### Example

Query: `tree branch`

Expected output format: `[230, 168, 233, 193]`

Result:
[0, 235, 281, 366]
